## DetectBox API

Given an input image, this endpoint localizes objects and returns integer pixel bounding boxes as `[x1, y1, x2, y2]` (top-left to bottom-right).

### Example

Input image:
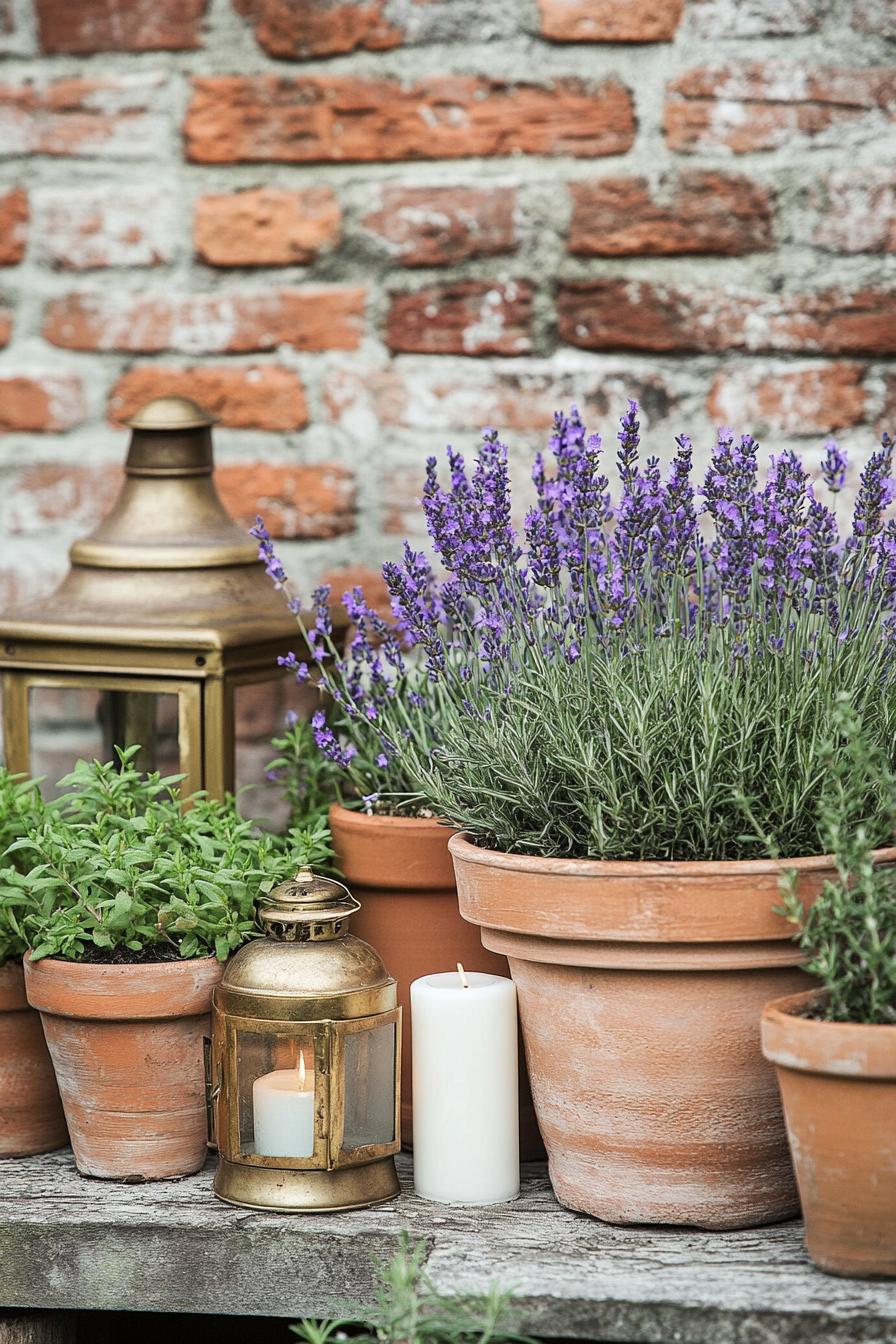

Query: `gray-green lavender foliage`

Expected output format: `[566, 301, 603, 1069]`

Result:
[290, 1236, 536, 1344]
[0, 748, 329, 964]
[780, 694, 896, 1025]
[257, 408, 896, 861]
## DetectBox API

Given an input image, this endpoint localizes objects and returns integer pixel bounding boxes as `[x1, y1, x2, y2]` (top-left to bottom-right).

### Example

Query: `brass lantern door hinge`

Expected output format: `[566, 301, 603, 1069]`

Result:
[204, 1036, 222, 1150]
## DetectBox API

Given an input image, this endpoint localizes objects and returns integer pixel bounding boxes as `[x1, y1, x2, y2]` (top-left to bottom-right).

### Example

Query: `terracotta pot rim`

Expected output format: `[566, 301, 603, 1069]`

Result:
[329, 803, 454, 834]
[762, 987, 896, 1079]
[449, 833, 896, 878]
[24, 951, 221, 975]
[24, 951, 224, 1021]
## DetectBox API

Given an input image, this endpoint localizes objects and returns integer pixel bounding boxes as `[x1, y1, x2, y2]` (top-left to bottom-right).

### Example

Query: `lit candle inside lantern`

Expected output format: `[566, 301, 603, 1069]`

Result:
[252, 1049, 315, 1158]
[411, 965, 519, 1205]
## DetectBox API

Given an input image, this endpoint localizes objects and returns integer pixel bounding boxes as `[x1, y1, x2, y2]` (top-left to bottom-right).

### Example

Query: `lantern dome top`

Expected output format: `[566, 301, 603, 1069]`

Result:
[0, 394, 299, 653]
[125, 396, 216, 431]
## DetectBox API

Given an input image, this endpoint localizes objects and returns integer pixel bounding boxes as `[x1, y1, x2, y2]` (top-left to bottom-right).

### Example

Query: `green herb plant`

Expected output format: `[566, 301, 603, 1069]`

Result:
[291, 1236, 537, 1344]
[779, 693, 896, 1025]
[0, 768, 46, 965]
[0, 747, 304, 964]
[266, 714, 344, 832]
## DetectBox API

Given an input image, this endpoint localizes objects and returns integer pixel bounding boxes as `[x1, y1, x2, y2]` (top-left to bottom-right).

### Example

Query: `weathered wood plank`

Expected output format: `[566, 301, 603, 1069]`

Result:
[0, 1150, 894, 1343]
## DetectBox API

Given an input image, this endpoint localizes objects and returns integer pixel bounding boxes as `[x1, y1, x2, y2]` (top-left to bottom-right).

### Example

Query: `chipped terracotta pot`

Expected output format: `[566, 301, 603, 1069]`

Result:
[762, 988, 896, 1277]
[450, 836, 896, 1229]
[0, 960, 68, 1157]
[330, 804, 544, 1158]
[24, 954, 223, 1180]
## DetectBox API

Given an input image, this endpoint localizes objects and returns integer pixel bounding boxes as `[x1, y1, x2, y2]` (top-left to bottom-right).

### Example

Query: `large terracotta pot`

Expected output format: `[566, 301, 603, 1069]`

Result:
[330, 804, 543, 1158]
[0, 960, 68, 1157]
[24, 954, 223, 1180]
[762, 988, 896, 1277]
[450, 836, 896, 1229]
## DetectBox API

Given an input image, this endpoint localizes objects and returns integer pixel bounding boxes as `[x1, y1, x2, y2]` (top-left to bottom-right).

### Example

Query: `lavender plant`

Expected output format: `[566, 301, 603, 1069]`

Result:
[258, 403, 896, 861]
[779, 694, 896, 1025]
[253, 528, 444, 815]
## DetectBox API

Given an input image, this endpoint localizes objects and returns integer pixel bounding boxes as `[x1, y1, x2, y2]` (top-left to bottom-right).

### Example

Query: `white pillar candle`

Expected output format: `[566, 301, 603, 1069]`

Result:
[252, 1051, 315, 1158]
[411, 966, 519, 1205]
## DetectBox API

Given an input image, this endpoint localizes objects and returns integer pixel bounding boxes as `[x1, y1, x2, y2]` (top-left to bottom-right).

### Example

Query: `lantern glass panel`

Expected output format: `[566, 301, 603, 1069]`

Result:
[235, 1026, 320, 1160]
[233, 677, 311, 830]
[341, 1020, 397, 1155]
[28, 685, 180, 797]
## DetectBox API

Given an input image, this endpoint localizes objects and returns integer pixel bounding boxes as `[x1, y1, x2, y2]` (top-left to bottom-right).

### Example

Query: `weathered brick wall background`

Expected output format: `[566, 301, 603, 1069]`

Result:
[0, 0, 894, 749]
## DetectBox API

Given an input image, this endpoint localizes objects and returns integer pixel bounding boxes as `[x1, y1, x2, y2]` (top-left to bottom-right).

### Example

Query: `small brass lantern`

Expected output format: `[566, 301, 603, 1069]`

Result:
[209, 866, 401, 1212]
[0, 397, 298, 798]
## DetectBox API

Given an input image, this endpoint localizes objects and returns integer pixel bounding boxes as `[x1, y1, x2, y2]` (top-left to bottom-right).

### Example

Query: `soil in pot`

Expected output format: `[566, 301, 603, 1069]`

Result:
[0, 960, 68, 1157]
[762, 988, 896, 1277]
[450, 836, 896, 1229]
[330, 804, 544, 1159]
[24, 953, 223, 1180]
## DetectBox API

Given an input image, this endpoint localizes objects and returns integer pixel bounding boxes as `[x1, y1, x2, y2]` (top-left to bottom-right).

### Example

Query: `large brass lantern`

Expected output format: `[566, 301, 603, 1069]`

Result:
[209, 867, 401, 1212]
[0, 397, 297, 799]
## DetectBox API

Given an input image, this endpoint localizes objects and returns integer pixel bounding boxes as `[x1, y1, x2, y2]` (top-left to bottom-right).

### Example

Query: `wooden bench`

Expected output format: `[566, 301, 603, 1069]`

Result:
[1, 1150, 894, 1342]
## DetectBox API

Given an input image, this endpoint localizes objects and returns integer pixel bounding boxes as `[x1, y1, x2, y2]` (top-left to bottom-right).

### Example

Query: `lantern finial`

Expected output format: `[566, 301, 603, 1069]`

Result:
[257, 866, 360, 942]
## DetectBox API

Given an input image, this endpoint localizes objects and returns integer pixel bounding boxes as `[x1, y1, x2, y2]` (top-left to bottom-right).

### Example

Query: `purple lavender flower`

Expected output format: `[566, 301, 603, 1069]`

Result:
[851, 436, 895, 543]
[821, 440, 847, 494]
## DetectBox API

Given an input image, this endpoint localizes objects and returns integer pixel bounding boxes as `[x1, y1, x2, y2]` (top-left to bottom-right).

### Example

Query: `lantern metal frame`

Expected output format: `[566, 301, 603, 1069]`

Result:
[209, 868, 402, 1213]
[0, 396, 299, 797]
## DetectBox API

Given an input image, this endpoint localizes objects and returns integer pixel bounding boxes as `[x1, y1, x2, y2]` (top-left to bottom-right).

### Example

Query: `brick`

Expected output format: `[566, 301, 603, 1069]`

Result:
[36, 0, 206, 52]
[569, 172, 772, 257]
[194, 186, 340, 267]
[184, 75, 635, 163]
[557, 281, 896, 356]
[707, 364, 866, 434]
[539, 0, 682, 41]
[108, 366, 308, 430]
[0, 374, 86, 432]
[2, 465, 121, 535]
[665, 65, 895, 154]
[0, 74, 168, 159]
[880, 373, 896, 436]
[811, 169, 896, 254]
[43, 288, 365, 353]
[853, 0, 896, 35]
[39, 188, 173, 270]
[386, 281, 532, 356]
[234, 0, 401, 58]
[323, 363, 674, 432]
[0, 187, 27, 264]
[689, 0, 819, 36]
[216, 463, 355, 539]
[362, 186, 516, 266]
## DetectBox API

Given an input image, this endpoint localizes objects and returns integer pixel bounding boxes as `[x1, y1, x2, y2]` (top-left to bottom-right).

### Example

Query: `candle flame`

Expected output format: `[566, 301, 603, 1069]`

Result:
[297, 1049, 307, 1090]
[457, 962, 470, 989]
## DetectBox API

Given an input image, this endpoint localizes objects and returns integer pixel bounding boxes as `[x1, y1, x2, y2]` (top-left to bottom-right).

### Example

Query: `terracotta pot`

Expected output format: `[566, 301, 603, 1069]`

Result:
[762, 988, 896, 1277]
[330, 804, 544, 1158]
[0, 960, 68, 1157]
[24, 954, 223, 1180]
[450, 836, 896, 1229]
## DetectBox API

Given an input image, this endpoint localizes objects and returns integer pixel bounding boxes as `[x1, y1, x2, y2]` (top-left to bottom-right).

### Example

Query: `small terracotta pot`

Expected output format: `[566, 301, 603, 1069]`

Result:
[24, 954, 223, 1180]
[0, 960, 68, 1157]
[450, 836, 896, 1229]
[330, 804, 544, 1158]
[762, 988, 896, 1277]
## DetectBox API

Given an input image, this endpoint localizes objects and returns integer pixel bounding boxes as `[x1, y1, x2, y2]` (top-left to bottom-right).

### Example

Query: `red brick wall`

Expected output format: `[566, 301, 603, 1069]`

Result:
[1, 0, 894, 616]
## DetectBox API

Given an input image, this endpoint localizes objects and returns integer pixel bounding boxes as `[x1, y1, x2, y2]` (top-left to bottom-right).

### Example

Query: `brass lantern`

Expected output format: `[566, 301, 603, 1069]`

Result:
[209, 866, 401, 1212]
[0, 397, 298, 800]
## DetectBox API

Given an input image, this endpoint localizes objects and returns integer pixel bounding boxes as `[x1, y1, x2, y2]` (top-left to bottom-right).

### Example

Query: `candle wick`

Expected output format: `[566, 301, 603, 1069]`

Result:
[457, 962, 469, 989]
